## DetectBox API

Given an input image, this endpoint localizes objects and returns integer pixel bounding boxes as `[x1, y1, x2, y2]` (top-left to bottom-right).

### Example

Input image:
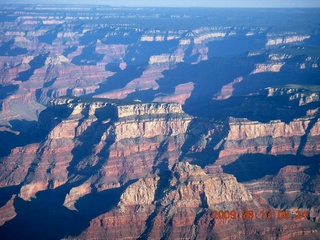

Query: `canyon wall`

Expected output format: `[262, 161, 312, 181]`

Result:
[0, 97, 319, 239]
[75, 162, 320, 239]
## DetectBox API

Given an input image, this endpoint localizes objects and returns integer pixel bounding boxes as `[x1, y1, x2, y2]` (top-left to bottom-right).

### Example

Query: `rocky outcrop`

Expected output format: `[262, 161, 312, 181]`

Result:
[192, 27, 229, 44]
[216, 116, 320, 165]
[244, 164, 320, 223]
[118, 176, 159, 206]
[214, 77, 243, 100]
[63, 183, 92, 210]
[266, 85, 320, 106]
[74, 162, 320, 239]
[266, 35, 310, 46]
[153, 82, 195, 104]
[0, 98, 192, 200]
[1, 6, 320, 239]
[0, 195, 16, 226]
[0, 51, 112, 125]
[116, 102, 184, 118]
[251, 62, 285, 74]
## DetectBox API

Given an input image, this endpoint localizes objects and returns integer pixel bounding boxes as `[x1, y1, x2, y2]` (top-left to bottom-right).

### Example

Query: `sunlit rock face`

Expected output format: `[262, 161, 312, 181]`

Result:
[74, 162, 320, 240]
[216, 117, 320, 165]
[0, 95, 319, 239]
[0, 98, 192, 200]
[0, 5, 320, 240]
[1, 5, 319, 128]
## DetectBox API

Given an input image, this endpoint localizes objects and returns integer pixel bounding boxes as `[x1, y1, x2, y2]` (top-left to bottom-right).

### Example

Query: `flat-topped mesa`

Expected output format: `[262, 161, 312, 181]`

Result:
[48, 97, 78, 106]
[48, 97, 187, 120]
[265, 85, 320, 106]
[45, 97, 191, 145]
[226, 117, 308, 140]
[116, 102, 185, 119]
[48, 97, 117, 110]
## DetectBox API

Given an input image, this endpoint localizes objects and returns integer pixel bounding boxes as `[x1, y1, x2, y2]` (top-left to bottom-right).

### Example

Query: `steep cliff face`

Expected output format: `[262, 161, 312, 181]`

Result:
[0, 98, 192, 200]
[1, 97, 319, 202]
[244, 164, 320, 223]
[75, 162, 320, 239]
[91, 101, 192, 192]
[0, 97, 319, 238]
[215, 116, 320, 165]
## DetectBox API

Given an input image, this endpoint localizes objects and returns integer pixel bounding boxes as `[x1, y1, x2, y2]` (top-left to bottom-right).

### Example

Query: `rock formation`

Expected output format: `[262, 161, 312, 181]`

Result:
[0, 97, 192, 200]
[1, 5, 319, 127]
[74, 162, 320, 239]
[0, 5, 320, 239]
[244, 164, 320, 223]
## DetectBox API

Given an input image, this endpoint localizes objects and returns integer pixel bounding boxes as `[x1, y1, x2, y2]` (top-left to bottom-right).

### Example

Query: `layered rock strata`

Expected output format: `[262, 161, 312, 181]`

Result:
[244, 164, 320, 223]
[215, 117, 320, 165]
[74, 162, 320, 239]
[0, 98, 192, 201]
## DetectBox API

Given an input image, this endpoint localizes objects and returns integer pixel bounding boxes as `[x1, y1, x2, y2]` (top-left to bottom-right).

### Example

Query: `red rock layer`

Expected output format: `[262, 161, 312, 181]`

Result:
[0, 195, 16, 227]
[74, 162, 320, 239]
[0, 99, 192, 201]
[215, 117, 320, 165]
[244, 164, 320, 223]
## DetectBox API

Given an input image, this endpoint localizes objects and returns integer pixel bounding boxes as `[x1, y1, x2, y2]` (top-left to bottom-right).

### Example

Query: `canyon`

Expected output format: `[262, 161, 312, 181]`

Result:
[0, 97, 319, 239]
[0, 4, 319, 239]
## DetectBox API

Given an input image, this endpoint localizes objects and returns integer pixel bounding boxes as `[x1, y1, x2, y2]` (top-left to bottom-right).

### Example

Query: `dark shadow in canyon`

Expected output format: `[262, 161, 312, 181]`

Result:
[102, 28, 143, 45]
[207, 32, 267, 59]
[0, 181, 133, 240]
[93, 38, 180, 96]
[67, 105, 116, 180]
[297, 115, 319, 156]
[62, 46, 77, 57]
[0, 40, 27, 56]
[301, 163, 320, 196]
[92, 63, 146, 96]
[38, 24, 62, 45]
[181, 51, 319, 123]
[79, 27, 108, 45]
[183, 94, 320, 124]
[71, 44, 104, 66]
[137, 170, 171, 240]
[125, 53, 260, 103]
[179, 118, 228, 168]
[0, 185, 20, 209]
[0, 103, 73, 158]
[14, 53, 48, 82]
[222, 154, 320, 182]
[0, 120, 41, 158]
[0, 84, 18, 101]
[233, 70, 320, 98]
[123, 40, 179, 66]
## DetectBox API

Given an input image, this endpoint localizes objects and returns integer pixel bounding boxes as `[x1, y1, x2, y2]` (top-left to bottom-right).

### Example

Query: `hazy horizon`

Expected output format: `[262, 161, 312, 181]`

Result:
[1, 0, 320, 8]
